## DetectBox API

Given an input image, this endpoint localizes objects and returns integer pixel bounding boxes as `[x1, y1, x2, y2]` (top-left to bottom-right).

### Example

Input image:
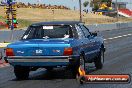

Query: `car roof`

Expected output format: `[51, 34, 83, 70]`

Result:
[31, 21, 82, 26]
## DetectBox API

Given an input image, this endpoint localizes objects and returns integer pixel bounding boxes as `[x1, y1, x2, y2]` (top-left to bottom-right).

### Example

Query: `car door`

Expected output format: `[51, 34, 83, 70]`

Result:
[82, 25, 100, 52]
[79, 24, 98, 60]
[75, 24, 91, 62]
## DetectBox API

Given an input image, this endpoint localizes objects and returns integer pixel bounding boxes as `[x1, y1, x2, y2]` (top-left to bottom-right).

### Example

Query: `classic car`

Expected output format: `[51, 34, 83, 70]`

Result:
[5, 21, 105, 79]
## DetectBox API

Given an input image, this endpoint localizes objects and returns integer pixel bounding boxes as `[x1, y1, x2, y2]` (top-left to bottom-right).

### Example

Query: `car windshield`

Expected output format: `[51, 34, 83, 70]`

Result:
[21, 25, 73, 40]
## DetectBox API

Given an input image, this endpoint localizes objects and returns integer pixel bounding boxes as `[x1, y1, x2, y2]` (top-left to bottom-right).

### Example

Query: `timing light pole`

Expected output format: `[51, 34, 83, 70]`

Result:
[4, 0, 17, 41]
[79, 0, 82, 22]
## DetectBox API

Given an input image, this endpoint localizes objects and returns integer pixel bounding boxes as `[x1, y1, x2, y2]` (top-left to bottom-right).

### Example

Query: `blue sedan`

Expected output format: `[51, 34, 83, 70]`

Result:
[5, 21, 105, 79]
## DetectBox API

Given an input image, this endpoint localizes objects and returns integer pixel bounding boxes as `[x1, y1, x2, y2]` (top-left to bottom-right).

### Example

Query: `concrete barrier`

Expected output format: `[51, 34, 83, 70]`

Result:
[86, 22, 132, 32]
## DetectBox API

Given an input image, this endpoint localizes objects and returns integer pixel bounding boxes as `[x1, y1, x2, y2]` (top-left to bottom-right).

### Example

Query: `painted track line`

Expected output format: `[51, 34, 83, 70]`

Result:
[104, 33, 132, 41]
[0, 63, 10, 68]
[0, 60, 10, 68]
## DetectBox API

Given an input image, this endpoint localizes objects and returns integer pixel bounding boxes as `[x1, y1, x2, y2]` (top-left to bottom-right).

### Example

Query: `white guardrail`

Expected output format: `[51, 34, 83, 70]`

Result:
[86, 22, 132, 32]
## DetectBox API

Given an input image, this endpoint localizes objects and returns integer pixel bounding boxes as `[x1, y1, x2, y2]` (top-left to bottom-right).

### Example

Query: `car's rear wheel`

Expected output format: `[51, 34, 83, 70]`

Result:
[76, 55, 86, 80]
[94, 50, 104, 69]
[79, 55, 86, 72]
[71, 59, 80, 78]
[14, 66, 30, 80]
[72, 55, 86, 78]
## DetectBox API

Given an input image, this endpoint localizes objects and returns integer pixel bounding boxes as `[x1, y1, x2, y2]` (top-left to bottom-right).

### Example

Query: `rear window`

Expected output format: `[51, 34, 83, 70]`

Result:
[22, 25, 73, 40]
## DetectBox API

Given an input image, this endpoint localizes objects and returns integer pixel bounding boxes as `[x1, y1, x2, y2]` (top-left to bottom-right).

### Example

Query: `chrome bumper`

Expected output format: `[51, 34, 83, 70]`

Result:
[7, 58, 69, 63]
[5, 56, 79, 63]
[7, 56, 70, 59]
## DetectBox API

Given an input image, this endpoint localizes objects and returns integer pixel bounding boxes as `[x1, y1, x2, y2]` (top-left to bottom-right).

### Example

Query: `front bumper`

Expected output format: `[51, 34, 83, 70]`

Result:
[5, 55, 79, 66]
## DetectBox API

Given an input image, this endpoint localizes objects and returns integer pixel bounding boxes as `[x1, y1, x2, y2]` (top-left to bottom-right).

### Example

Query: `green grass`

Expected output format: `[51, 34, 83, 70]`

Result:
[0, 16, 5, 21]
[17, 19, 33, 28]
[0, 17, 33, 29]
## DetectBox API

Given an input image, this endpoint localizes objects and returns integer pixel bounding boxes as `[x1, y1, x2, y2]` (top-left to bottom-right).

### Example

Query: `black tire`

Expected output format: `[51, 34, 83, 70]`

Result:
[71, 59, 80, 78]
[72, 55, 86, 78]
[94, 50, 104, 69]
[14, 66, 30, 80]
[79, 55, 86, 72]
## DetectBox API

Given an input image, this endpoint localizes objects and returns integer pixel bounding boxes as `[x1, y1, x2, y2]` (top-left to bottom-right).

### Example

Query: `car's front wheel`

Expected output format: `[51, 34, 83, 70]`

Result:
[14, 66, 30, 80]
[94, 50, 104, 69]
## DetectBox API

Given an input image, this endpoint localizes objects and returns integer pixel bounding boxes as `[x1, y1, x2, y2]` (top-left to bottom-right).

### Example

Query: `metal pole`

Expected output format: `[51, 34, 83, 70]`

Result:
[79, 0, 82, 22]
[11, 4, 14, 41]
[116, 0, 119, 22]
[9, 3, 14, 41]
[11, 29, 14, 41]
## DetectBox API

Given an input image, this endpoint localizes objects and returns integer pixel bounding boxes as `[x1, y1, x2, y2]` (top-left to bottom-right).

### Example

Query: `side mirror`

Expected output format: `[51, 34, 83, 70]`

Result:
[91, 32, 97, 37]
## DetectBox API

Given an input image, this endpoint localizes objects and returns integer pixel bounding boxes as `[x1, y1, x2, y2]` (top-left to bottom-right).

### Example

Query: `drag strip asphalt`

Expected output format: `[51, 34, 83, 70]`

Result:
[0, 28, 132, 88]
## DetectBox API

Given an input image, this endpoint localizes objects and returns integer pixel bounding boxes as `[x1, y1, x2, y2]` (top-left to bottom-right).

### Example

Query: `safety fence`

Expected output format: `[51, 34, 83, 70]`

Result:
[86, 22, 132, 32]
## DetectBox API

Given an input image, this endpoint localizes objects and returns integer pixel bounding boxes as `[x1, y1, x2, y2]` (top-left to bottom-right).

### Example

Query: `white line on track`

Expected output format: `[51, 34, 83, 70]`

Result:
[104, 33, 132, 41]
[0, 63, 10, 68]
[0, 60, 10, 68]
[108, 38, 114, 40]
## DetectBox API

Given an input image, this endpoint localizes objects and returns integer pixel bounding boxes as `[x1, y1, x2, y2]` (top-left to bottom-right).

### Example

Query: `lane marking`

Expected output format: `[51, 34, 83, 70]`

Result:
[104, 33, 132, 41]
[123, 34, 128, 36]
[0, 63, 10, 68]
[0, 60, 10, 68]
[113, 37, 118, 39]
[128, 34, 132, 36]
[108, 38, 114, 40]
[117, 36, 122, 38]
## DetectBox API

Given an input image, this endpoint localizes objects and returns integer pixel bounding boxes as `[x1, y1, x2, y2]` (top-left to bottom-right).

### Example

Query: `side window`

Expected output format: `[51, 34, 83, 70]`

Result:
[80, 25, 91, 38]
[72, 25, 79, 38]
[75, 24, 85, 39]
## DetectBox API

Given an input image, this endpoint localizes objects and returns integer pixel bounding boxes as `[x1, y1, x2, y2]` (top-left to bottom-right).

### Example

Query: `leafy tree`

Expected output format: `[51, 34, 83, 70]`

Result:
[83, 1, 89, 13]
[93, 4, 99, 11]
[91, 0, 112, 10]
[93, 0, 102, 3]
[83, 1, 89, 7]
[90, 0, 101, 7]
[101, 0, 109, 2]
